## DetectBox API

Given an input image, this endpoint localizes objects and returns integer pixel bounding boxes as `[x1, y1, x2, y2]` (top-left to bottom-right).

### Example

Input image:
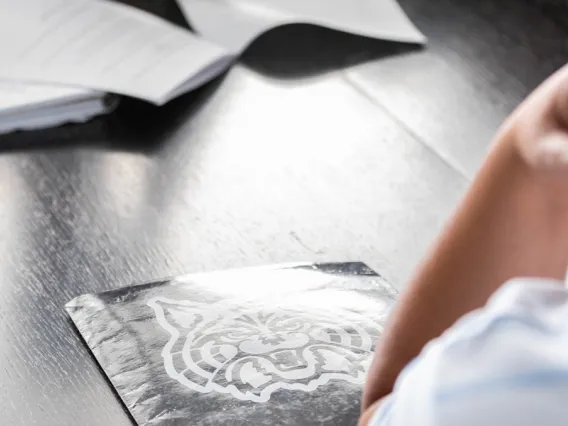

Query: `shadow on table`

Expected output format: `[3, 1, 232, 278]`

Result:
[0, 23, 420, 153]
[242, 24, 422, 79]
[126, 0, 421, 79]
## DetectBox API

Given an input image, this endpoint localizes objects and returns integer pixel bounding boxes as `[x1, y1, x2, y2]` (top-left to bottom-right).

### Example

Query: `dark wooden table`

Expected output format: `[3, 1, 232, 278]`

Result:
[1, 0, 567, 424]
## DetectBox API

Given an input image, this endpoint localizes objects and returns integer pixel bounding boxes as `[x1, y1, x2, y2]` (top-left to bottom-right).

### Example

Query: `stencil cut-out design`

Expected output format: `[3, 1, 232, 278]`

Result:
[148, 297, 379, 403]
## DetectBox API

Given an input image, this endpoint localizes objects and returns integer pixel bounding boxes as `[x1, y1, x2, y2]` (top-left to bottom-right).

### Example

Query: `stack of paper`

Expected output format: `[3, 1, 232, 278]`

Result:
[0, 0, 425, 135]
[0, 81, 117, 134]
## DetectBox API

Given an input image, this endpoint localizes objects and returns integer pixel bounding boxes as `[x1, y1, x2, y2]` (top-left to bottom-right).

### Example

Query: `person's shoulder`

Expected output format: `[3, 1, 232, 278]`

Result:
[370, 278, 568, 426]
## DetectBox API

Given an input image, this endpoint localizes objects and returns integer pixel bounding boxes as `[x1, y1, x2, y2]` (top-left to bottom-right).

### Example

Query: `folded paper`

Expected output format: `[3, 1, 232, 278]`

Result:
[176, 0, 426, 52]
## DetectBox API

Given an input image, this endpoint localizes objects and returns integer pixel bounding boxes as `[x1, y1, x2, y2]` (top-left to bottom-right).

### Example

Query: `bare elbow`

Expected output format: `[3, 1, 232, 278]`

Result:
[358, 396, 387, 426]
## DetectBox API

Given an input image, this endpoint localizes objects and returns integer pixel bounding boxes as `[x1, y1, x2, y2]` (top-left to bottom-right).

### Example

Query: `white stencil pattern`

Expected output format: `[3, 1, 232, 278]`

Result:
[148, 297, 380, 403]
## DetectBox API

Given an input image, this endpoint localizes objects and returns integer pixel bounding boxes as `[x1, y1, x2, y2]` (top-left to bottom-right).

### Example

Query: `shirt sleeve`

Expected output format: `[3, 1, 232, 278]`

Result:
[369, 277, 568, 426]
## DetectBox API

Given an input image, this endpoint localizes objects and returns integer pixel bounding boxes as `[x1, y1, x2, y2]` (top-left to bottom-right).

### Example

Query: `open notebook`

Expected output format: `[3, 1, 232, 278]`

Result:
[0, 0, 424, 135]
[0, 0, 232, 134]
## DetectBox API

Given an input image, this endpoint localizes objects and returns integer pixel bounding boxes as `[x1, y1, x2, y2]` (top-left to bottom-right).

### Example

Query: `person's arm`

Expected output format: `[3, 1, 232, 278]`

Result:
[360, 278, 568, 426]
[358, 398, 387, 426]
[362, 64, 568, 412]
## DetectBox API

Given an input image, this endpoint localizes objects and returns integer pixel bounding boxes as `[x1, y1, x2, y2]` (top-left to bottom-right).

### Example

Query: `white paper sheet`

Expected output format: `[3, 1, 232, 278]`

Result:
[0, 81, 99, 115]
[0, 0, 233, 105]
[176, 0, 426, 53]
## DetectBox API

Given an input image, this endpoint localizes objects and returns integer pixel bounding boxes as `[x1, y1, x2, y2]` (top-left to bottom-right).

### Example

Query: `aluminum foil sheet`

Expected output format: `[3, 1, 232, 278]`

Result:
[66, 262, 397, 426]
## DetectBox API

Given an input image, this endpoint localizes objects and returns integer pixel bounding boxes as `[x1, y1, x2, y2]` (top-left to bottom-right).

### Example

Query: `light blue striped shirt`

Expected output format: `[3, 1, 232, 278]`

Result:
[370, 278, 568, 426]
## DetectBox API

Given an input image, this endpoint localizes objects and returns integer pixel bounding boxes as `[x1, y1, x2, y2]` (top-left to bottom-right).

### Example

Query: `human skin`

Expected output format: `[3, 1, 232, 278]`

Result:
[359, 64, 568, 424]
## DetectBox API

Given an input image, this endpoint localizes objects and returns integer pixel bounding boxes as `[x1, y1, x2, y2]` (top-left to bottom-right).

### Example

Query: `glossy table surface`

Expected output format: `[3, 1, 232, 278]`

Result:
[1, 0, 567, 425]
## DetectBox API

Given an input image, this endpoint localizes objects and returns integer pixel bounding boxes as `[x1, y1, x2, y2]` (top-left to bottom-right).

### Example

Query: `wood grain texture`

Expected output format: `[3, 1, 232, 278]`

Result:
[0, 0, 561, 424]
[529, 0, 568, 29]
[347, 0, 568, 177]
[0, 66, 464, 425]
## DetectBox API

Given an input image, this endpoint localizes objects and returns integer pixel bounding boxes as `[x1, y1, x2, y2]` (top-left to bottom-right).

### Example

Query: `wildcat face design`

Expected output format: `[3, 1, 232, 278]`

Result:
[148, 297, 380, 403]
